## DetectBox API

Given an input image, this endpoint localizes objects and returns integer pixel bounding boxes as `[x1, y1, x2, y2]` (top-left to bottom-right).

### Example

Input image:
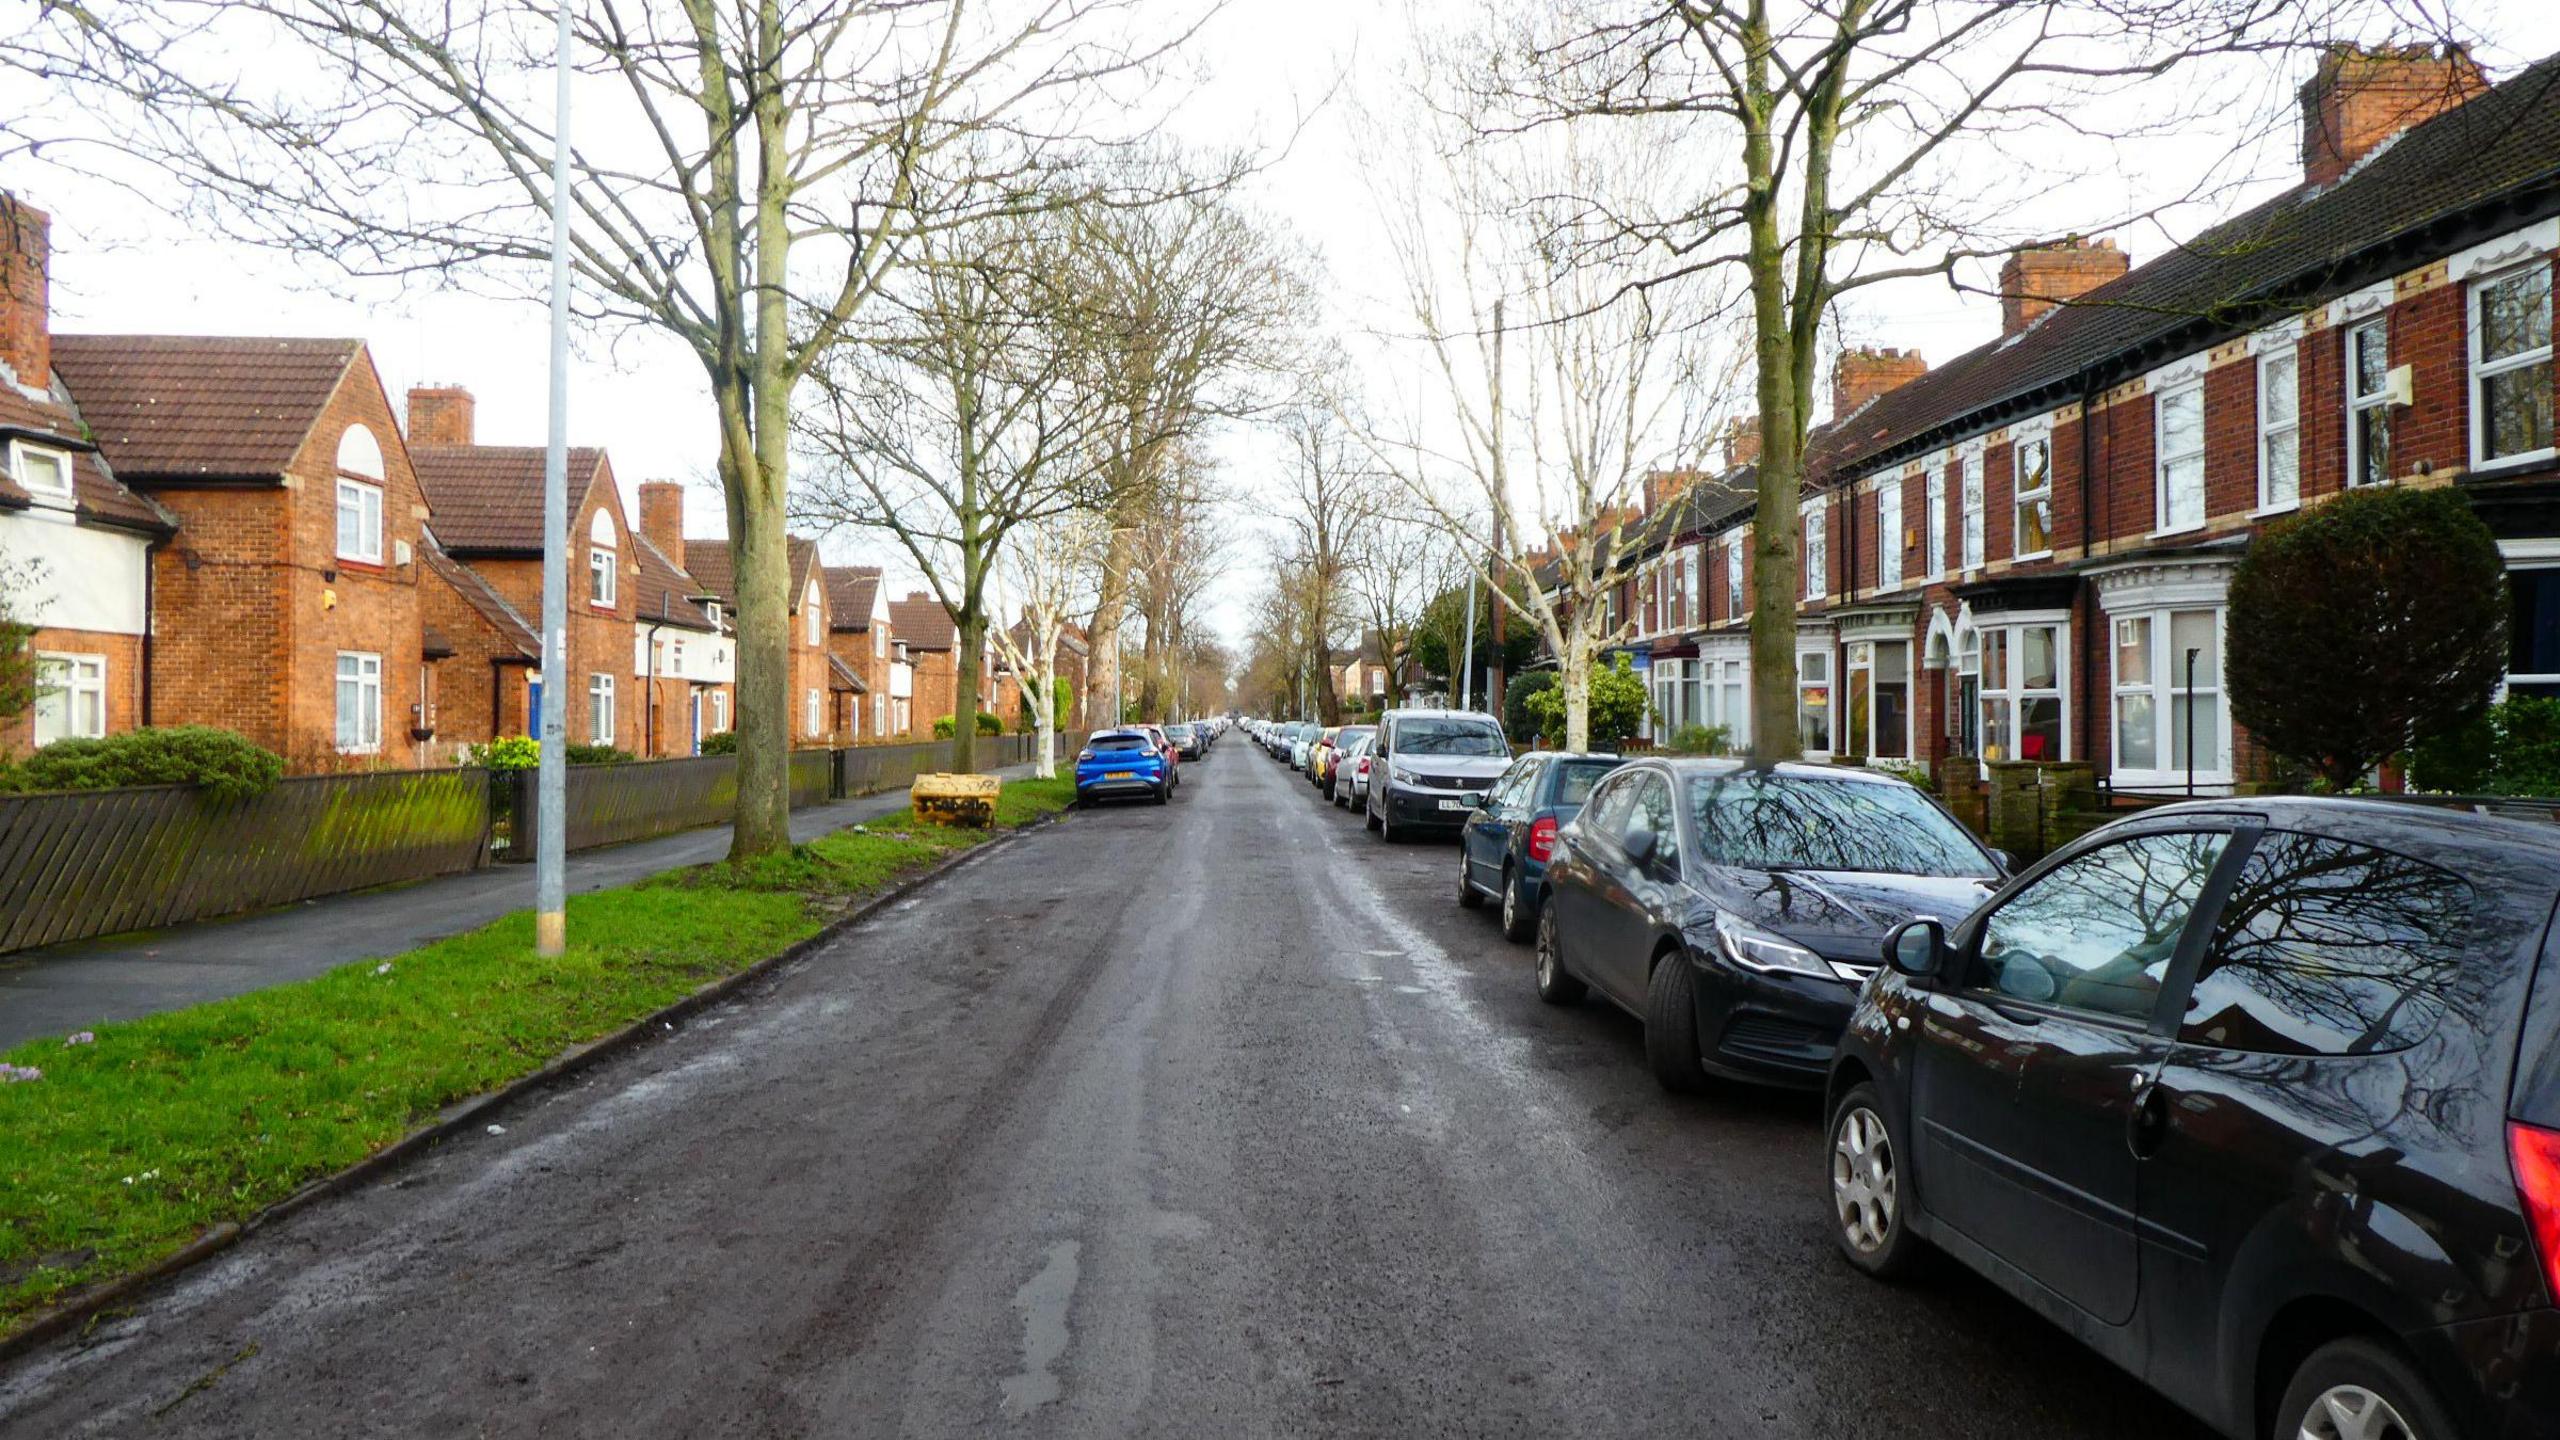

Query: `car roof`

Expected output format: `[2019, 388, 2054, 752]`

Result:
[1383, 708, 1503, 723]
[1645, 757, 1912, 787]
[2114, 794, 2560, 861]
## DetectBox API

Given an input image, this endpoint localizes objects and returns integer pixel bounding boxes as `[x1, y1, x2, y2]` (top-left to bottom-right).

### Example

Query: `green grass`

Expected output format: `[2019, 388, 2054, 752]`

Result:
[0, 775, 1077, 1331]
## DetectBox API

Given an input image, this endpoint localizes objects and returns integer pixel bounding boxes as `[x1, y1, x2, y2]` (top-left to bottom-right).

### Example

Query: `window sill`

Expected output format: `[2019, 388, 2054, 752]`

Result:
[2247, 502, 2300, 519]
[337, 554, 387, 572]
[336, 745, 382, 757]
[2109, 768, 2235, 793]
[2146, 522, 2207, 541]
[2467, 450, 2559, 481]
[2009, 550, 2053, 564]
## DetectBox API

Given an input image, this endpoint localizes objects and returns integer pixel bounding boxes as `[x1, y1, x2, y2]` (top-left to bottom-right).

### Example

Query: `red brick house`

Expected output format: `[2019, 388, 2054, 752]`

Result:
[629, 481, 733, 757]
[406, 386, 638, 751]
[824, 563, 904, 742]
[1605, 44, 2560, 795]
[683, 533, 833, 747]
[886, 592, 956, 739]
[417, 539, 539, 751]
[0, 195, 175, 757]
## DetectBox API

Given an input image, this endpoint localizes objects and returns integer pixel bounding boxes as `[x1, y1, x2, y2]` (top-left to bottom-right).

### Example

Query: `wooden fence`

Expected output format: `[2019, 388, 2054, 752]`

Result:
[0, 768, 491, 954]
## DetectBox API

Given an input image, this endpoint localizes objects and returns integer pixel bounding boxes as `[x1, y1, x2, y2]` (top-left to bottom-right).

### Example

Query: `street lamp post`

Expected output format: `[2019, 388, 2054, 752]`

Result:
[534, 0, 572, 957]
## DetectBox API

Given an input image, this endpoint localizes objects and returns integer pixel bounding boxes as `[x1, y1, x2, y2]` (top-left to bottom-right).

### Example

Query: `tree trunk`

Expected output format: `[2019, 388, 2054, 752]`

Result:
[1088, 524, 1136, 724]
[952, 606, 983, 774]
[1562, 616, 1592, 754]
[1033, 631, 1059, 778]
[726, 437, 793, 859]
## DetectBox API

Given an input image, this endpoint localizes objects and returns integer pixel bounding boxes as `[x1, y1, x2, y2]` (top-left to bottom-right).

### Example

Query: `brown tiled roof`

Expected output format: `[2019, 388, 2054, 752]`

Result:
[631, 536, 716, 631]
[680, 533, 822, 612]
[888, 593, 956, 651]
[0, 378, 170, 532]
[826, 564, 882, 631]
[422, 542, 539, 660]
[827, 653, 868, 693]
[49, 335, 361, 482]
[412, 445, 607, 554]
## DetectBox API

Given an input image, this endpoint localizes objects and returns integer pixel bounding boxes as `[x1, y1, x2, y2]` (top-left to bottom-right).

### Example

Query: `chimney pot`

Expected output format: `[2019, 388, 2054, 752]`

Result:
[638, 480, 686, 558]
[1722, 416, 1762, 471]
[2300, 43, 2488, 188]
[406, 385, 476, 446]
[0, 193, 52, 392]
[1998, 237, 2132, 337]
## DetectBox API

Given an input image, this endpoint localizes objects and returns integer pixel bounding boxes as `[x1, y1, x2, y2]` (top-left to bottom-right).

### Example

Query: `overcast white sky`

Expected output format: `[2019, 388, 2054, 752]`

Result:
[19, 0, 2560, 650]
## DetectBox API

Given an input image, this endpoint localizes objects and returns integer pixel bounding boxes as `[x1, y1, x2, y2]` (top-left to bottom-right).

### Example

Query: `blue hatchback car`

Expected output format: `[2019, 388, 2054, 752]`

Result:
[1457, 751, 1626, 942]
[1074, 728, 1171, 806]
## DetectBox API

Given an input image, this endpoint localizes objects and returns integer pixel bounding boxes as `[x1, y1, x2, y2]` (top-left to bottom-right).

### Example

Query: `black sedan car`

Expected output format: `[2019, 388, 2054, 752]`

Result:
[1536, 759, 2001, 1092]
[1829, 798, 2560, 1440]
[1456, 750, 1626, 942]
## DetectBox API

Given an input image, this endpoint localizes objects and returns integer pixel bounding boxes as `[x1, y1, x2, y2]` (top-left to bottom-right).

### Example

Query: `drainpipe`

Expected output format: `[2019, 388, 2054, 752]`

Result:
[140, 532, 167, 725]
[2078, 373, 2102, 774]
[639, 601, 667, 757]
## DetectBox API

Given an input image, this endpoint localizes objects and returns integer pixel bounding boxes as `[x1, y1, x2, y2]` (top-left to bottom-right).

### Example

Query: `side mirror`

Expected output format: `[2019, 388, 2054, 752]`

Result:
[1990, 848, 2020, 876]
[1883, 918, 1947, 980]
[1621, 823, 1657, 866]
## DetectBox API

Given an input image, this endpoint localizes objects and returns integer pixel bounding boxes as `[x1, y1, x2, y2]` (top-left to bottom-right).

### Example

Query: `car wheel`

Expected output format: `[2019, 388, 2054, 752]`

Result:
[1499, 866, 1535, 943]
[1154, 785, 1170, 806]
[1642, 952, 1709, 1094]
[1365, 805, 1382, 833]
[1829, 1084, 1924, 1280]
[1380, 812, 1399, 843]
[2278, 1339, 2460, 1440]
[1457, 853, 1484, 909]
[1534, 905, 1586, 1005]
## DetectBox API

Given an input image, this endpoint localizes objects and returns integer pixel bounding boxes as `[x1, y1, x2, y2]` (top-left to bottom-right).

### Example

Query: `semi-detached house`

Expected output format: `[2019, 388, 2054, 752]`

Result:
[1607, 44, 2560, 795]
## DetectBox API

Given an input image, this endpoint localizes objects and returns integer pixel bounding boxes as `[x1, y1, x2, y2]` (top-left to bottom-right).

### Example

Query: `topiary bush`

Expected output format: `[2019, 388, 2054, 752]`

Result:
[11, 726, 284, 803]
[2227, 486, 2509, 790]
[974, 711, 1002, 737]
[2410, 693, 2560, 796]
[698, 729, 739, 756]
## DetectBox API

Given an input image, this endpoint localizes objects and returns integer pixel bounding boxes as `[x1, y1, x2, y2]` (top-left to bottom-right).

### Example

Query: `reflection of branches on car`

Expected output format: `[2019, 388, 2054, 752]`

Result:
[1685, 773, 1985, 876]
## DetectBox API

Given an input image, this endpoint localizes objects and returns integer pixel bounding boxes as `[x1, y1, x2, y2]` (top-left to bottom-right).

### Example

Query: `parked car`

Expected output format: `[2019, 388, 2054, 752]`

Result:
[1334, 734, 1377, 810]
[1307, 726, 1343, 788]
[1072, 728, 1171, 805]
[1319, 725, 1375, 800]
[1536, 760, 2000, 1092]
[1457, 751, 1627, 942]
[1829, 797, 2560, 1440]
[1363, 709, 1513, 842]
[1166, 722, 1206, 760]
[1289, 723, 1318, 772]
[1135, 723, 1180, 791]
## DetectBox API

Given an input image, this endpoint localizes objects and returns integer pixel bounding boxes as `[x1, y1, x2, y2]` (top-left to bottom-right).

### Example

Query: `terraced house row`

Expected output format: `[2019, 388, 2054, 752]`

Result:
[1600, 44, 2560, 795]
[0, 193, 1060, 768]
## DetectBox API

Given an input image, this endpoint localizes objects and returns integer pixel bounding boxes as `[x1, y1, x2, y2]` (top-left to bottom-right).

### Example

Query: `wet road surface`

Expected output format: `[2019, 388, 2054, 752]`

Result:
[0, 744, 2214, 1438]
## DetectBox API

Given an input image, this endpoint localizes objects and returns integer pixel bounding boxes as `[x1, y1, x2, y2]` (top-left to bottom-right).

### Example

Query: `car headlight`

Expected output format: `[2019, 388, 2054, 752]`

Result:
[1390, 763, 1418, 784]
[1711, 911, 1856, 982]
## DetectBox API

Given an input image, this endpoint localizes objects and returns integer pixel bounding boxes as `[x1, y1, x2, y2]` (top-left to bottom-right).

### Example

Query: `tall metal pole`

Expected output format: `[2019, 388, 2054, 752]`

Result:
[534, 0, 573, 958]
[1459, 569, 1478, 712]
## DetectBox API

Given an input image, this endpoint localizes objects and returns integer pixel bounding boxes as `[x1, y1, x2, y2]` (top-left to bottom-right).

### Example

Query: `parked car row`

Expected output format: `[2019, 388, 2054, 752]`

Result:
[1258, 707, 2560, 1440]
[1071, 718, 1224, 807]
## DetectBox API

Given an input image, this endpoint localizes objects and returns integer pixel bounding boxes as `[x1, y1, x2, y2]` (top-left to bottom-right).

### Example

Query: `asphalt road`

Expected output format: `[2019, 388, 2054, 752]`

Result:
[0, 744, 2215, 1439]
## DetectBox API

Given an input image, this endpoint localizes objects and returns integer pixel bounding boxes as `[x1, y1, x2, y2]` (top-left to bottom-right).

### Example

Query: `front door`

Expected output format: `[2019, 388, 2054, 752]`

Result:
[690, 692, 703, 755]
[1912, 827, 2235, 1330]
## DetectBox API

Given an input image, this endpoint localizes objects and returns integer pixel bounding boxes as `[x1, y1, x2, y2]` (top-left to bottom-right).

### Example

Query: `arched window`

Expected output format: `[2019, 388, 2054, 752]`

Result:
[336, 423, 384, 479]
[587, 507, 618, 607]
[333, 424, 385, 563]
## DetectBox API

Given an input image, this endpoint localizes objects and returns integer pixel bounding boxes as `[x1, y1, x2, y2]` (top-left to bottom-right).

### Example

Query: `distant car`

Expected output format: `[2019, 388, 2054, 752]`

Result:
[1833, 798, 2560, 1440]
[1320, 725, 1375, 800]
[1333, 734, 1377, 810]
[1307, 726, 1343, 788]
[1536, 759, 2000, 1092]
[1073, 728, 1171, 805]
[1289, 723, 1318, 772]
[1166, 722, 1205, 760]
[1456, 751, 1627, 942]
[1363, 708, 1513, 842]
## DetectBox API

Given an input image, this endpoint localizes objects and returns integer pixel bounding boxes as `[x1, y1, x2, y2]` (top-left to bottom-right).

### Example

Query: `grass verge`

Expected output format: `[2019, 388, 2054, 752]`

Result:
[0, 775, 1076, 1332]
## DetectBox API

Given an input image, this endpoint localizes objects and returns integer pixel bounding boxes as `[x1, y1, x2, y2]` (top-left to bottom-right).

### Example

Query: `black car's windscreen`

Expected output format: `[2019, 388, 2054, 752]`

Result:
[1089, 736, 1151, 753]
[1688, 773, 1994, 877]
[2519, 905, 2560, 1128]
[1555, 761, 1616, 807]
[1396, 720, 1508, 757]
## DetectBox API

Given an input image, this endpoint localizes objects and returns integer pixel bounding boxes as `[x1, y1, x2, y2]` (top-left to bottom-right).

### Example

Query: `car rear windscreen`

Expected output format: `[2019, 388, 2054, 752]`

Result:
[2518, 909, 2560, 1128]
[1555, 761, 1617, 806]
[1091, 736, 1149, 753]
[1395, 719, 1508, 757]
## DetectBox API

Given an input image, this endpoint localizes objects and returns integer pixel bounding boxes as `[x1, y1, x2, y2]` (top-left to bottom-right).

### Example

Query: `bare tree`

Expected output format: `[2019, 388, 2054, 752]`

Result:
[1125, 449, 1225, 722]
[987, 509, 1108, 778]
[1474, 0, 2428, 759]
[5, 0, 1214, 854]
[1268, 406, 1375, 725]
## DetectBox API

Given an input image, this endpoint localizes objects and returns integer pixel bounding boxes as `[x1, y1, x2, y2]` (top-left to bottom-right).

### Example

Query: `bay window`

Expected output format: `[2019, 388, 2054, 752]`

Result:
[2110, 608, 2228, 786]
[1700, 651, 1747, 749]
[2257, 348, 2301, 511]
[1954, 628, 1982, 758]
[1876, 479, 1903, 590]
[2346, 318, 2392, 488]
[2013, 435, 2052, 558]
[2155, 381, 2205, 532]
[32, 653, 106, 746]
[1845, 639, 1912, 762]
[1977, 619, 2066, 764]
[1960, 449, 1985, 571]
[1797, 643, 1833, 756]
[336, 651, 383, 754]
[2470, 262, 2554, 469]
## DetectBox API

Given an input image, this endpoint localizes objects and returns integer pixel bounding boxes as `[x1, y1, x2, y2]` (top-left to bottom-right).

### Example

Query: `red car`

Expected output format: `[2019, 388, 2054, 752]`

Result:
[1136, 724, 1180, 791]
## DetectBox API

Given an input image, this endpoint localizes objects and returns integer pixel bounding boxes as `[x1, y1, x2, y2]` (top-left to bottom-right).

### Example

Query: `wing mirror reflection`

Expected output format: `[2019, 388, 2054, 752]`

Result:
[1621, 823, 1657, 867]
[1883, 918, 1947, 980]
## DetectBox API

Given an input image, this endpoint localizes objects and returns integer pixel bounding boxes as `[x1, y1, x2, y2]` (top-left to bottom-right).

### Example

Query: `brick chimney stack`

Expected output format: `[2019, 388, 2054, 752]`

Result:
[1722, 416, 1762, 471]
[406, 385, 476, 446]
[2300, 43, 2488, 188]
[639, 480, 686, 557]
[0, 194, 51, 391]
[1832, 347, 1928, 420]
[1999, 238, 2130, 336]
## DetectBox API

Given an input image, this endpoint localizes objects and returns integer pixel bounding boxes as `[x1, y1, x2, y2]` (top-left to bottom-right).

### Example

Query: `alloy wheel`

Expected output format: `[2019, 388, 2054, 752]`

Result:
[2298, 1386, 2418, 1440]
[1831, 1106, 1898, 1254]
[1502, 876, 1520, 934]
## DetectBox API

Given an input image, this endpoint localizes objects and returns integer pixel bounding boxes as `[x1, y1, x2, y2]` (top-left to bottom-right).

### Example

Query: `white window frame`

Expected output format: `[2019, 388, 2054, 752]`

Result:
[2012, 434, 2053, 559]
[713, 689, 731, 732]
[805, 685, 822, 736]
[32, 652, 107, 746]
[335, 650, 383, 754]
[1801, 500, 1827, 602]
[1959, 448, 1986, 571]
[1796, 640, 1834, 758]
[2256, 347, 2302, 514]
[2153, 380, 2206, 535]
[2468, 261, 2556, 473]
[588, 546, 617, 608]
[1682, 548, 1700, 628]
[1976, 617, 2070, 766]
[2346, 317, 2393, 488]
[10, 440, 74, 503]
[1725, 534, 1744, 616]
[2108, 607, 2232, 790]
[1876, 479, 1903, 591]
[1924, 467, 1947, 579]
[589, 671, 616, 744]
[805, 580, 823, 646]
[1844, 637, 1914, 764]
[335, 478, 385, 565]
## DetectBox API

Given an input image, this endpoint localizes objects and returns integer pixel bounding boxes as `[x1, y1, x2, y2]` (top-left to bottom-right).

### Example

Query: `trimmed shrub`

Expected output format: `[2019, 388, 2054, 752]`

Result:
[1524, 654, 1648, 749]
[932, 714, 956, 739]
[975, 711, 1002, 737]
[461, 735, 540, 771]
[699, 730, 740, 756]
[565, 742, 634, 766]
[1667, 723, 1732, 756]
[10, 726, 283, 803]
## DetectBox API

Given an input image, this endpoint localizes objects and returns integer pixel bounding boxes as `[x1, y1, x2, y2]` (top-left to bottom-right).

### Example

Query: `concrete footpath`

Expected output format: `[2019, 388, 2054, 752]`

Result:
[0, 766, 1032, 1052]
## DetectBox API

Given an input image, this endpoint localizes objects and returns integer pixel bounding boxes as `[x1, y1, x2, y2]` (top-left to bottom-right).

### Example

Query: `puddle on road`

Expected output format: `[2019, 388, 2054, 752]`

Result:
[999, 1238, 1080, 1419]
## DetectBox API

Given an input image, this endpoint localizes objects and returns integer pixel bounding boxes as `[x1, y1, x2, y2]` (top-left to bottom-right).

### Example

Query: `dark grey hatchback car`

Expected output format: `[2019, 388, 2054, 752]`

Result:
[1829, 798, 2560, 1440]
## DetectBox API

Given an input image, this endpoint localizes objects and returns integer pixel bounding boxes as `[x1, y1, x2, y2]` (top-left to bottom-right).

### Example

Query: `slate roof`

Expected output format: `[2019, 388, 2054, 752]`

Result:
[681, 534, 821, 612]
[826, 564, 883, 631]
[631, 535, 716, 631]
[1809, 51, 2560, 482]
[888, 593, 956, 651]
[0, 376, 171, 532]
[422, 542, 539, 660]
[49, 335, 361, 482]
[411, 444, 607, 554]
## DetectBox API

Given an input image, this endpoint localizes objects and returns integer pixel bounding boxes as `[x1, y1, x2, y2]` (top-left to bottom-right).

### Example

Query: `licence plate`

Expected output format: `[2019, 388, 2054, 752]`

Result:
[1107, 770, 1135, 780]
[1438, 797, 1474, 812]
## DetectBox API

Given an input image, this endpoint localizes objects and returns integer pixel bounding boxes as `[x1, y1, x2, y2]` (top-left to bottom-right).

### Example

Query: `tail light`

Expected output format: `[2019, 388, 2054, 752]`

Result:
[1528, 816, 1558, 864]
[1356, 758, 1371, 777]
[2512, 1121, 2560, 1304]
